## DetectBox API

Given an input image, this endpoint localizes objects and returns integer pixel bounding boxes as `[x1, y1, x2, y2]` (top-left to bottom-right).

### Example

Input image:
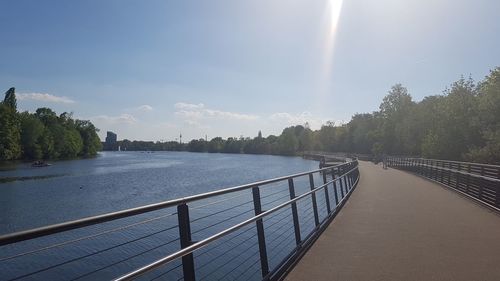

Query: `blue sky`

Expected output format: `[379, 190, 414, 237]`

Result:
[1, 0, 499, 141]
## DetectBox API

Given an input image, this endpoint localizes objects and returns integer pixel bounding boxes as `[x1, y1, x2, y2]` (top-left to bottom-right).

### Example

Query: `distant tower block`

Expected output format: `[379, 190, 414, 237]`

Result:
[105, 131, 118, 150]
[179, 133, 182, 144]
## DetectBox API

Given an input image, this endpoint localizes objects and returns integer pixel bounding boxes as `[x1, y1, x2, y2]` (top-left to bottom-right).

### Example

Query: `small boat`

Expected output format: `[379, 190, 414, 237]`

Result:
[31, 161, 52, 167]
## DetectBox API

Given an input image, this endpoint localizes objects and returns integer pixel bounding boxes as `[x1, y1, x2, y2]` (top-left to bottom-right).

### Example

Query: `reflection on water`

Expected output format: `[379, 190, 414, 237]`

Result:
[0, 151, 322, 280]
[0, 174, 67, 184]
[0, 151, 318, 234]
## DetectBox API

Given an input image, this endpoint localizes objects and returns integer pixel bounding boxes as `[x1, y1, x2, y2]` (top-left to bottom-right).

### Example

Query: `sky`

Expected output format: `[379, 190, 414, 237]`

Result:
[1, 0, 499, 141]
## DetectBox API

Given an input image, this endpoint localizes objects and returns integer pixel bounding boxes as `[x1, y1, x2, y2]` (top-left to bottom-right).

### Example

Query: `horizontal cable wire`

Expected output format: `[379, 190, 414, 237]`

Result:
[69, 238, 180, 281]
[196, 230, 256, 271]
[215, 246, 260, 281]
[0, 211, 178, 262]
[259, 187, 289, 200]
[190, 192, 249, 211]
[261, 193, 291, 209]
[245, 265, 263, 281]
[266, 223, 295, 248]
[261, 205, 288, 222]
[199, 238, 259, 280]
[195, 226, 254, 257]
[191, 199, 253, 223]
[149, 263, 183, 281]
[268, 228, 297, 262]
[232, 253, 261, 280]
[264, 212, 294, 235]
[191, 209, 254, 235]
[9, 226, 176, 280]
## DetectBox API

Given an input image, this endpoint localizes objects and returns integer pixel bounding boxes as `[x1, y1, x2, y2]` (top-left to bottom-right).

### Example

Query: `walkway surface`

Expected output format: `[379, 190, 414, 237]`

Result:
[286, 161, 500, 281]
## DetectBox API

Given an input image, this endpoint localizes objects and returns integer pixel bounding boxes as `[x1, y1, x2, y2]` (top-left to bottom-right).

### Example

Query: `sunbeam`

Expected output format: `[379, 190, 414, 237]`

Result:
[316, 0, 344, 111]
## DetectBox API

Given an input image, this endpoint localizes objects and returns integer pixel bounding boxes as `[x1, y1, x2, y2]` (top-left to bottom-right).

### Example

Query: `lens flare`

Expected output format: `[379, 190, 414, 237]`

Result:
[317, 0, 344, 109]
[329, 0, 343, 37]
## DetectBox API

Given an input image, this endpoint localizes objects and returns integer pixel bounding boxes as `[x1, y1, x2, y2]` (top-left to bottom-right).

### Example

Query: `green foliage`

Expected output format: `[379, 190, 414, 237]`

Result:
[0, 88, 21, 160]
[0, 88, 101, 160]
[19, 112, 45, 159]
[76, 120, 102, 156]
[278, 128, 298, 155]
[0, 103, 22, 160]
[3, 87, 17, 110]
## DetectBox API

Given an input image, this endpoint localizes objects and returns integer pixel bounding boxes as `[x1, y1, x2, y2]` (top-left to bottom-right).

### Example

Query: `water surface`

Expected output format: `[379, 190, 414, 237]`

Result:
[0, 151, 319, 234]
[0, 151, 339, 280]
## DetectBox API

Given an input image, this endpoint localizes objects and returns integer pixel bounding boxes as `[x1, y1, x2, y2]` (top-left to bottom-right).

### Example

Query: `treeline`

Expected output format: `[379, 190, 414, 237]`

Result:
[337, 67, 500, 164]
[0, 88, 102, 160]
[116, 67, 500, 164]
[115, 128, 313, 156]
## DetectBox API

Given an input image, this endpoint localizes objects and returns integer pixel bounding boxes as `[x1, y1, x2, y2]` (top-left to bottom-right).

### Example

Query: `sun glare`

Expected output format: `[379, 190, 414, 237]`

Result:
[329, 0, 344, 36]
[317, 0, 344, 107]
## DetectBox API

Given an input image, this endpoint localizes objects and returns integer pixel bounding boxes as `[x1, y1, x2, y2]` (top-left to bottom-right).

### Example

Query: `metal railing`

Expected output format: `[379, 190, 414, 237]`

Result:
[387, 157, 500, 210]
[0, 160, 360, 281]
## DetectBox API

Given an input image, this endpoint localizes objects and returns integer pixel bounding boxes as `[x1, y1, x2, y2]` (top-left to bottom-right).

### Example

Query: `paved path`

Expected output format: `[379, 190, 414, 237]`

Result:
[286, 161, 500, 281]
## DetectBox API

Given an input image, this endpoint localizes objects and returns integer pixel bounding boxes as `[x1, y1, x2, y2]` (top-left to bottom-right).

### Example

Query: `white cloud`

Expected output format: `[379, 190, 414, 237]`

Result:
[18, 93, 75, 104]
[91, 114, 137, 125]
[174, 102, 205, 110]
[269, 111, 329, 129]
[174, 102, 259, 124]
[136, 104, 153, 112]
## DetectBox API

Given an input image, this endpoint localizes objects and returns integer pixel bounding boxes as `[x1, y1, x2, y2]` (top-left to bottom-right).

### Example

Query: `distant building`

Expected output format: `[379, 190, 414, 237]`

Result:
[104, 131, 118, 150]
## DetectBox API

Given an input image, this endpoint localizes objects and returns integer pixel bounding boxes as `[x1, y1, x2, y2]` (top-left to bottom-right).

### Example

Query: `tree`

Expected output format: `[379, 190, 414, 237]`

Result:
[0, 88, 21, 160]
[428, 77, 480, 159]
[3, 87, 17, 110]
[466, 68, 500, 163]
[208, 137, 224, 153]
[19, 112, 45, 159]
[298, 127, 313, 152]
[76, 120, 102, 156]
[379, 84, 414, 154]
[278, 128, 298, 155]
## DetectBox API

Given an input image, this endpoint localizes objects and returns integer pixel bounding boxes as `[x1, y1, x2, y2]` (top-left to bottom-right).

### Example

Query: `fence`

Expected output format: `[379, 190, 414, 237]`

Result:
[387, 157, 500, 210]
[0, 160, 359, 281]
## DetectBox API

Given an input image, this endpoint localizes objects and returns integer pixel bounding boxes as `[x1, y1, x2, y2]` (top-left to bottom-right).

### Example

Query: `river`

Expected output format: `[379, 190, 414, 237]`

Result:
[0, 152, 328, 280]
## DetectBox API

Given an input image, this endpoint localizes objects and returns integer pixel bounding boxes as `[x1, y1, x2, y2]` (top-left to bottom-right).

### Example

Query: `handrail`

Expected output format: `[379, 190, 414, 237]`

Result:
[115, 166, 359, 281]
[407, 157, 500, 169]
[0, 164, 341, 246]
[387, 157, 500, 211]
[411, 161, 500, 183]
[0, 159, 360, 281]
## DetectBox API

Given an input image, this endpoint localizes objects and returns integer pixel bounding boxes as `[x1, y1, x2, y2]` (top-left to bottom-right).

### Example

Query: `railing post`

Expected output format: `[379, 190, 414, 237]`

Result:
[338, 170, 345, 199]
[177, 203, 196, 281]
[466, 164, 471, 194]
[322, 171, 332, 214]
[252, 186, 270, 278]
[479, 166, 485, 200]
[331, 169, 339, 207]
[496, 181, 500, 208]
[288, 178, 302, 246]
[497, 169, 500, 208]
[447, 162, 451, 185]
[348, 172, 353, 191]
[432, 160, 436, 180]
[430, 160, 433, 179]
[440, 161, 444, 183]
[308, 174, 320, 227]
